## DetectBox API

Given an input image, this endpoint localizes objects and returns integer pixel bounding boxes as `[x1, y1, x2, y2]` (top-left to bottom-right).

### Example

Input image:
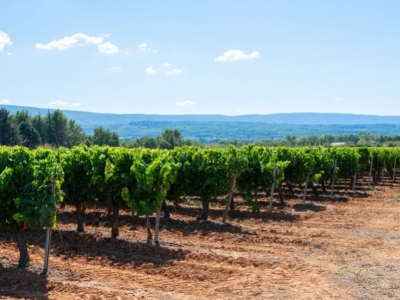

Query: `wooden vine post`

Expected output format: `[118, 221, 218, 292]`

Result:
[268, 165, 277, 212]
[154, 202, 162, 246]
[382, 161, 385, 183]
[368, 155, 374, 188]
[393, 158, 397, 182]
[222, 173, 238, 223]
[41, 179, 55, 278]
[330, 159, 337, 197]
[302, 173, 309, 203]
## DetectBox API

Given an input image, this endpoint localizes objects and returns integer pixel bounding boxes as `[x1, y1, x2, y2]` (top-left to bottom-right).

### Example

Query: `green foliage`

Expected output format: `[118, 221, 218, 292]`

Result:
[0, 146, 63, 231]
[1, 144, 400, 232]
[90, 126, 119, 146]
[60, 146, 93, 206]
[236, 145, 287, 211]
[0, 108, 21, 146]
[18, 121, 42, 149]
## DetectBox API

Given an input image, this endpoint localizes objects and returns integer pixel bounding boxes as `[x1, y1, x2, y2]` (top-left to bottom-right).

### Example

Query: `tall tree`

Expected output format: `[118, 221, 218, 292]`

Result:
[50, 109, 68, 147]
[158, 129, 183, 149]
[91, 126, 119, 146]
[14, 110, 31, 125]
[65, 119, 86, 147]
[31, 113, 46, 144]
[0, 108, 21, 145]
[18, 121, 42, 149]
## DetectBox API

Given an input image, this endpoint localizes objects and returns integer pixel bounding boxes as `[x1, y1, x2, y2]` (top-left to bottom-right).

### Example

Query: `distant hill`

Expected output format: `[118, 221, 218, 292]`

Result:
[2, 104, 400, 141]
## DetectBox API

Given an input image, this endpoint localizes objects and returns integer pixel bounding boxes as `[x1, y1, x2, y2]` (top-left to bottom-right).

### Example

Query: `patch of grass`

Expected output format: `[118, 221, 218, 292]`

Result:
[308, 239, 323, 249]
[370, 189, 382, 193]
[186, 198, 202, 206]
[333, 249, 343, 256]
[210, 201, 221, 208]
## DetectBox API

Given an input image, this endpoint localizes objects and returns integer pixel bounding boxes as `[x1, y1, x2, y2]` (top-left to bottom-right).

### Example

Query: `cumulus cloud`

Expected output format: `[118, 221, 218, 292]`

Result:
[0, 31, 13, 52]
[98, 42, 119, 54]
[71, 102, 82, 106]
[215, 50, 260, 62]
[167, 68, 183, 75]
[7, 52, 12, 56]
[0, 99, 11, 104]
[162, 63, 172, 68]
[136, 42, 157, 53]
[145, 66, 156, 74]
[105, 66, 122, 72]
[36, 33, 104, 50]
[48, 99, 69, 106]
[137, 42, 149, 51]
[174, 101, 197, 107]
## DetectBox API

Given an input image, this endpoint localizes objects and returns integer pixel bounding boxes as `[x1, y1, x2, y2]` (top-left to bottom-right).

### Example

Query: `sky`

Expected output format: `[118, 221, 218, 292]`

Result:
[1, 1, 400, 116]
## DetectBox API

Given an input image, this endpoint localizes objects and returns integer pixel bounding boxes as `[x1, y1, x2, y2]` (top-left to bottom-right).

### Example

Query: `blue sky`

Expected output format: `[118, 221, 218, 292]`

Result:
[1, 1, 399, 115]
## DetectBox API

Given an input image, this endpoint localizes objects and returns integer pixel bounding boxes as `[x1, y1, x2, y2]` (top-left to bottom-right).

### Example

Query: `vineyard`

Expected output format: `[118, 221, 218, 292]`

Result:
[1, 145, 400, 299]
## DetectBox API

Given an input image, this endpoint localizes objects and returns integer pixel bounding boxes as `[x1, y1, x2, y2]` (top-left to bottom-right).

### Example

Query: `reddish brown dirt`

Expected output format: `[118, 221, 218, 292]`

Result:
[1, 182, 400, 299]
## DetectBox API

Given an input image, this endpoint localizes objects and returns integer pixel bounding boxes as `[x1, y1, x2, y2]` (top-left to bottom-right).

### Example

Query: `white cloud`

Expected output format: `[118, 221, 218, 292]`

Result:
[145, 66, 156, 74]
[48, 99, 69, 106]
[215, 50, 260, 62]
[0, 99, 11, 104]
[105, 66, 122, 72]
[36, 33, 104, 50]
[167, 68, 183, 75]
[7, 52, 12, 56]
[71, 102, 82, 106]
[101, 33, 111, 38]
[174, 101, 197, 107]
[0, 31, 13, 52]
[145, 63, 184, 75]
[98, 42, 119, 54]
[137, 42, 148, 51]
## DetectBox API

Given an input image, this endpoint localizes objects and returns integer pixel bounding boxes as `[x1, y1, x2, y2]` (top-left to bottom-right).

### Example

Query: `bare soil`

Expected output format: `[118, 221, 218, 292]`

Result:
[1, 182, 400, 299]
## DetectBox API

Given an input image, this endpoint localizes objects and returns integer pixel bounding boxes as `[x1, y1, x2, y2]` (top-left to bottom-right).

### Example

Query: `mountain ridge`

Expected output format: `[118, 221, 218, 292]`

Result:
[2, 104, 400, 125]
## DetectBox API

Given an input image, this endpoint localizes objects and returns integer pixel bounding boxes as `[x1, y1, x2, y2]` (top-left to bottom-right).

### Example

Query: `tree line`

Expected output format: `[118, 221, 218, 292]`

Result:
[213, 132, 400, 148]
[0, 108, 119, 148]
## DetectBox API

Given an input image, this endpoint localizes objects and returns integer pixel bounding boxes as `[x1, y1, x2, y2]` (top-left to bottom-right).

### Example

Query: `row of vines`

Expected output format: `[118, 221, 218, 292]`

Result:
[1, 145, 400, 268]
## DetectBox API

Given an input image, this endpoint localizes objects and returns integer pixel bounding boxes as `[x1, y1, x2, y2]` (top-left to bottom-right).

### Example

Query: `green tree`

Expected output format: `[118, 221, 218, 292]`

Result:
[91, 126, 119, 146]
[31, 114, 47, 145]
[158, 129, 183, 149]
[0, 108, 21, 145]
[65, 119, 87, 147]
[51, 110, 68, 147]
[18, 121, 42, 149]
[14, 110, 31, 125]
